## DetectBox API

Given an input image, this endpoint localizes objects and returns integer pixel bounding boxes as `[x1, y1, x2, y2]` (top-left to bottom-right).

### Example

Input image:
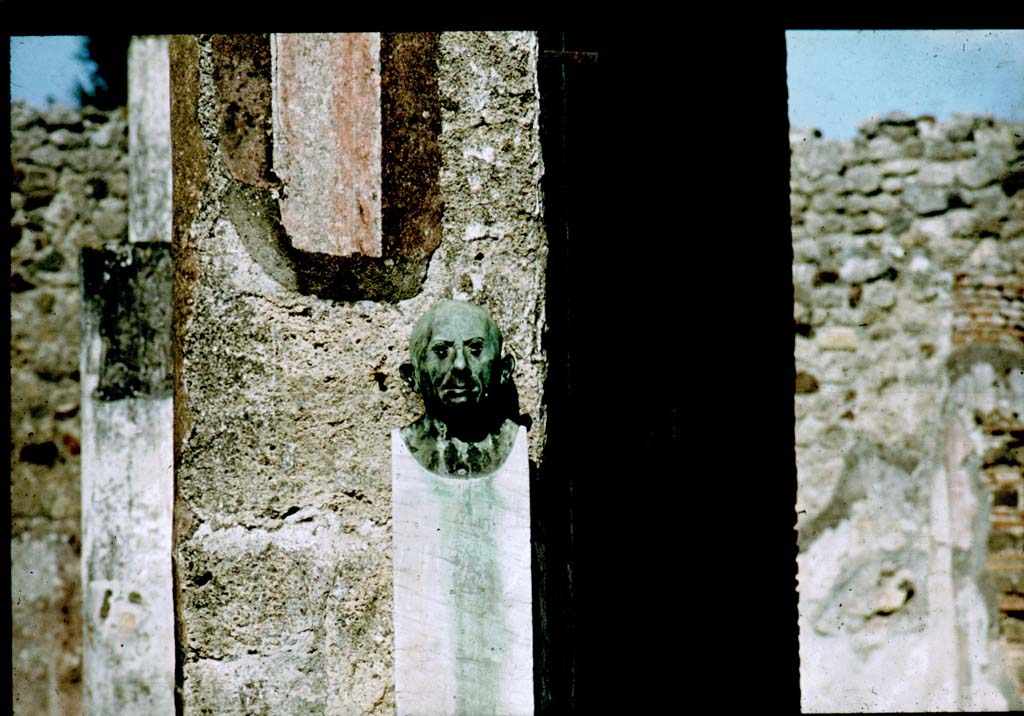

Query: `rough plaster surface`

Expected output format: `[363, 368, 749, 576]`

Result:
[793, 113, 1024, 711]
[11, 101, 130, 716]
[172, 32, 546, 715]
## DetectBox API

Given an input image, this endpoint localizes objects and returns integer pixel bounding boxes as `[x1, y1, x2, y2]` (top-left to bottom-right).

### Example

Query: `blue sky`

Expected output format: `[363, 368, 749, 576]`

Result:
[10, 36, 94, 107]
[10, 32, 1024, 140]
[787, 30, 1024, 139]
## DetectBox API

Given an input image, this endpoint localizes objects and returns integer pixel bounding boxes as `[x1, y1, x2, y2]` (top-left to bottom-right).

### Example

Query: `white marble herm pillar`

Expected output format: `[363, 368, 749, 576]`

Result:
[392, 427, 534, 716]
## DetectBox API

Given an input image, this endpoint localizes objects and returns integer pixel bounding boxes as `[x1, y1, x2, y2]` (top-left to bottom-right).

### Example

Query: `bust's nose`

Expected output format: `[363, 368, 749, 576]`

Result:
[451, 343, 468, 372]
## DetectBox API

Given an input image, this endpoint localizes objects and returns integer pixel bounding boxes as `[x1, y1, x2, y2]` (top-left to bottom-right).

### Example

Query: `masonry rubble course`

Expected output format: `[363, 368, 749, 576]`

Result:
[793, 112, 1024, 712]
[11, 100, 130, 716]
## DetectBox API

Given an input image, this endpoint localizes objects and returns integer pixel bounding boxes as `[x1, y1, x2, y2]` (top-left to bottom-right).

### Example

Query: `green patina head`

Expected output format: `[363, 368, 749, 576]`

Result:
[401, 300, 513, 420]
[399, 300, 521, 475]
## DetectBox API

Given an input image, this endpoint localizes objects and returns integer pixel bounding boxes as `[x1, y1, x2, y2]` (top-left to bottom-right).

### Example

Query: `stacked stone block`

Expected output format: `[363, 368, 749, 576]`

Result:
[794, 112, 1024, 711]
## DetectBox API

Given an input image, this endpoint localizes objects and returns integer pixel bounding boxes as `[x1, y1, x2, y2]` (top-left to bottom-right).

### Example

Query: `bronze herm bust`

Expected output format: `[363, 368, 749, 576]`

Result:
[399, 300, 520, 477]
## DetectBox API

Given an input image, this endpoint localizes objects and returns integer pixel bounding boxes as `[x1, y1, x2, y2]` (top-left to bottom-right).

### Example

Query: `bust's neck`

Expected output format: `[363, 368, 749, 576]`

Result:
[401, 415, 518, 477]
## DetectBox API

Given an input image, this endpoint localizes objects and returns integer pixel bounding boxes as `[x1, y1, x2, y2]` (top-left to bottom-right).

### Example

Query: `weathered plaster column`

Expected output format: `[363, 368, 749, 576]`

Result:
[80, 35, 175, 714]
[80, 242, 174, 714]
[171, 32, 547, 715]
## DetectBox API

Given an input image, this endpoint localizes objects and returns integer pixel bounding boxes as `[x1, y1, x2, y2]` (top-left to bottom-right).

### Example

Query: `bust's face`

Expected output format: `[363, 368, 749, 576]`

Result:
[416, 310, 500, 414]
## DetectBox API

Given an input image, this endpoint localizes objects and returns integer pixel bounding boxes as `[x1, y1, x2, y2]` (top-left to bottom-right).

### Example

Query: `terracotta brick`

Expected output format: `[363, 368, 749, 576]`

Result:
[1004, 616, 1024, 643]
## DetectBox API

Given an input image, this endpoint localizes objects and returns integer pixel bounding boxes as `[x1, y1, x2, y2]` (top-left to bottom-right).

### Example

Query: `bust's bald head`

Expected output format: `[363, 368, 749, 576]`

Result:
[401, 300, 513, 421]
[408, 300, 502, 370]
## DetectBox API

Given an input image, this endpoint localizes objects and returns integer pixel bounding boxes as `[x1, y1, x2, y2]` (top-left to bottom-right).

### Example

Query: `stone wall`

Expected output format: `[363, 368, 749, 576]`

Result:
[793, 113, 1024, 711]
[11, 101, 129, 716]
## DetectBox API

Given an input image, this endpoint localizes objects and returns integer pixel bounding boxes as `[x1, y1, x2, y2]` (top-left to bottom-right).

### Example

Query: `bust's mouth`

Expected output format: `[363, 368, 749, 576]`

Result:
[439, 384, 477, 403]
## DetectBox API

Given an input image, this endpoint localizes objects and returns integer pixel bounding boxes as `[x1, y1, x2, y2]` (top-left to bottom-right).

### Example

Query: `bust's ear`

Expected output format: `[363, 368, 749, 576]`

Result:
[500, 353, 516, 385]
[399, 362, 417, 391]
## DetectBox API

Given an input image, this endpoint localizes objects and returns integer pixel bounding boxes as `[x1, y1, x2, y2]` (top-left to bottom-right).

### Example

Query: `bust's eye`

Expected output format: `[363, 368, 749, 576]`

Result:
[433, 345, 449, 358]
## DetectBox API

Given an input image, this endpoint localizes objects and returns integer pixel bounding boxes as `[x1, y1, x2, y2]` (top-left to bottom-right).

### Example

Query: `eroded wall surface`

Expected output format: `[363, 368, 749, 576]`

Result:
[793, 113, 1024, 711]
[171, 32, 547, 715]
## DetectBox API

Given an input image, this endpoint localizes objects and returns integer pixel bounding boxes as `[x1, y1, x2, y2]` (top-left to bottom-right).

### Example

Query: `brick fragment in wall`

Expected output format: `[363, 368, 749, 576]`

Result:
[923, 139, 964, 161]
[91, 198, 128, 240]
[952, 275, 1024, 348]
[881, 176, 905, 194]
[89, 122, 118, 148]
[18, 164, 59, 204]
[790, 193, 808, 216]
[793, 238, 822, 264]
[815, 233, 864, 264]
[809, 191, 841, 213]
[803, 211, 846, 236]
[806, 172, 844, 198]
[862, 281, 897, 311]
[879, 124, 918, 142]
[811, 285, 847, 308]
[973, 123, 1020, 153]
[41, 192, 81, 230]
[866, 135, 902, 161]
[839, 256, 890, 284]
[823, 304, 866, 326]
[963, 184, 1012, 221]
[815, 327, 858, 351]
[857, 111, 918, 137]
[900, 136, 926, 158]
[915, 161, 959, 186]
[856, 114, 884, 138]
[50, 128, 87, 149]
[848, 211, 888, 233]
[902, 181, 950, 214]
[843, 164, 882, 194]
[947, 114, 991, 141]
[958, 152, 1012, 189]
[967, 239, 1008, 270]
[879, 158, 921, 176]
[794, 301, 813, 324]
[795, 371, 820, 394]
[791, 140, 846, 179]
[846, 191, 900, 215]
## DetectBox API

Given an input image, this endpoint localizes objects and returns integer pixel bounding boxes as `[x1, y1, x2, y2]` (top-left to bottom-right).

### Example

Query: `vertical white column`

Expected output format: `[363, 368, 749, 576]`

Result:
[81, 34, 175, 715]
[80, 244, 175, 715]
[128, 35, 172, 245]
